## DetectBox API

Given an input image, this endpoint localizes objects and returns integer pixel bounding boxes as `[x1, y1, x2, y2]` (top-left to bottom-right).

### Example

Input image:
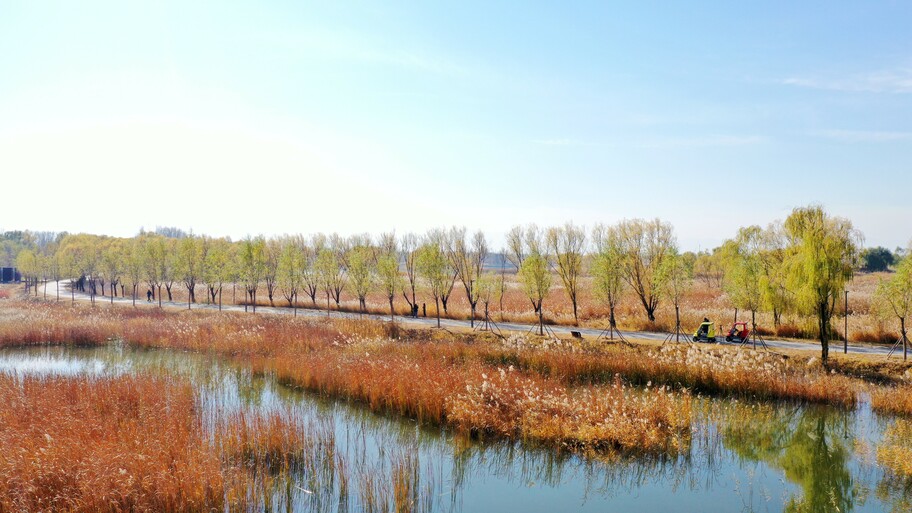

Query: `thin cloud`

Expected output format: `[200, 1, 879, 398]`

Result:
[812, 129, 912, 142]
[782, 68, 912, 93]
[635, 135, 766, 149]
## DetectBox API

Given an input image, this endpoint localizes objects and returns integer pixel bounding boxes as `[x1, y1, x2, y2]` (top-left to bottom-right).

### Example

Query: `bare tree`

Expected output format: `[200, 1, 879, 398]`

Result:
[615, 218, 677, 322]
[400, 233, 419, 313]
[591, 224, 626, 339]
[445, 227, 489, 327]
[546, 222, 586, 325]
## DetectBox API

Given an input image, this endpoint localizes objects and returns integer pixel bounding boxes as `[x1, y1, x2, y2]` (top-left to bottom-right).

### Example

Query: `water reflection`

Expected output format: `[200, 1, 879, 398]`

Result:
[0, 346, 909, 513]
[719, 402, 865, 512]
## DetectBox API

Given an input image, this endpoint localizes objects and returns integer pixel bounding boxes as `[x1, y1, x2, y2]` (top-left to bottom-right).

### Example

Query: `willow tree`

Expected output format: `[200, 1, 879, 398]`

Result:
[315, 246, 344, 315]
[615, 218, 676, 322]
[722, 226, 765, 331]
[15, 249, 38, 296]
[99, 239, 125, 304]
[660, 249, 693, 340]
[176, 235, 204, 308]
[417, 241, 449, 328]
[759, 222, 792, 328]
[874, 255, 912, 360]
[376, 234, 401, 321]
[520, 251, 551, 336]
[591, 224, 625, 339]
[203, 237, 233, 310]
[399, 233, 419, 313]
[277, 236, 303, 315]
[546, 222, 586, 326]
[347, 244, 376, 317]
[784, 206, 860, 364]
[124, 238, 144, 306]
[239, 236, 267, 313]
[445, 227, 488, 327]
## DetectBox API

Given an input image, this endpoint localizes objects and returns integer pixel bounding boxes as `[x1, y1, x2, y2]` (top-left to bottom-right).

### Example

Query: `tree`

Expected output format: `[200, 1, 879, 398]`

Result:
[15, 249, 39, 296]
[124, 238, 144, 306]
[425, 229, 457, 315]
[100, 239, 125, 304]
[300, 234, 323, 306]
[239, 236, 267, 313]
[417, 241, 449, 328]
[615, 218, 677, 322]
[140, 234, 167, 307]
[203, 237, 233, 310]
[315, 246, 344, 316]
[263, 238, 281, 306]
[874, 256, 912, 360]
[693, 249, 725, 289]
[519, 252, 551, 336]
[591, 224, 626, 338]
[346, 243, 375, 317]
[400, 233, 419, 313]
[721, 226, 765, 332]
[759, 222, 793, 328]
[445, 227, 488, 327]
[377, 251, 402, 322]
[660, 249, 693, 340]
[175, 235, 204, 309]
[475, 271, 500, 329]
[861, 247, 895, 273]
[277, 236, 303, 315]
[784, 206, 861, 364]
[546, 222, 586, 325]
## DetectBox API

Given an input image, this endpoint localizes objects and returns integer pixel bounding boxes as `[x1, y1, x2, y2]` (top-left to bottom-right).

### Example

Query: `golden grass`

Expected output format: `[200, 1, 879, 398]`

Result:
[871, 384, 912, 416]
[0, 374, 230, 512]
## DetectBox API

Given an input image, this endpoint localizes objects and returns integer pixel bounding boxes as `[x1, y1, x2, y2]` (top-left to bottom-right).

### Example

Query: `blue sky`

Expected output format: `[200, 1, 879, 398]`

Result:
[1, 1, 910, 250]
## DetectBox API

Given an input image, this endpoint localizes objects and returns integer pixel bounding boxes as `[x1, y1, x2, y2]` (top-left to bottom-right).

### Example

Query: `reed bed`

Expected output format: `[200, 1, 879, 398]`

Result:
[0, 373, 231, 512]
[485, 338, 859, 407]
[870, 383, 912, 416]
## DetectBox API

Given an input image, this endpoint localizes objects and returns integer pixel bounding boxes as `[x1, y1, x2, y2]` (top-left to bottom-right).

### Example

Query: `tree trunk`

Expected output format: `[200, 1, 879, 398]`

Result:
[572, 294, 578, 326]
[538, 305, 544, 336]
[132, 284, 137, 306]
[389, 296, 395, 322]
[819, 302, 829, 365]
[435, 297, 440, 328]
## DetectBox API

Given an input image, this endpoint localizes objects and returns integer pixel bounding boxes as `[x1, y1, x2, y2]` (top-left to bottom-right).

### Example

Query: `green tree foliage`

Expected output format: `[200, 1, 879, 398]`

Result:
[784, 206, 860, 364]
[314, 245, 344, 314]
[861, 246, 895, 272]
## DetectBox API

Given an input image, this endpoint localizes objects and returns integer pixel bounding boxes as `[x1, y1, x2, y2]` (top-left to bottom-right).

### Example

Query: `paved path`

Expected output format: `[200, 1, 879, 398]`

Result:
[39, 280, 903, 358]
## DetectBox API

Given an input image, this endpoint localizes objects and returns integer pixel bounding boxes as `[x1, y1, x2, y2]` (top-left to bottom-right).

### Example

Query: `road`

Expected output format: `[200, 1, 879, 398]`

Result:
[38, 280, 903, 357]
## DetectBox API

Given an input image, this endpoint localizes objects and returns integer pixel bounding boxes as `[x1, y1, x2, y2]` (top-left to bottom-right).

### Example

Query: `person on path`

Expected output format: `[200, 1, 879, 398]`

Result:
[147, 289, 153, 302]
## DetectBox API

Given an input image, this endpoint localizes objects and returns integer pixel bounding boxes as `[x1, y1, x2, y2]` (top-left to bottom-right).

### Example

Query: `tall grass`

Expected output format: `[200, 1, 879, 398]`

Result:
[0, 374, 230, 512]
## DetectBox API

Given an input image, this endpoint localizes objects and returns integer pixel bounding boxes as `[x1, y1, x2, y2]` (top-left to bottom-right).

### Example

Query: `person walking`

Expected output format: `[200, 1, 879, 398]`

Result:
[146, 289, 153, 302]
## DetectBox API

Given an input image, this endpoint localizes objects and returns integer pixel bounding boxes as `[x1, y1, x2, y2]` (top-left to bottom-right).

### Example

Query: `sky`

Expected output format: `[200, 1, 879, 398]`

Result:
[0, 1, 910, 251]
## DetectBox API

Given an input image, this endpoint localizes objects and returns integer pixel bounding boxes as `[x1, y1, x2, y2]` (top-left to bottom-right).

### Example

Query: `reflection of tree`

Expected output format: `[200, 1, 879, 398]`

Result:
[722, 403, 860, 513]
[876, 418, 912, 513]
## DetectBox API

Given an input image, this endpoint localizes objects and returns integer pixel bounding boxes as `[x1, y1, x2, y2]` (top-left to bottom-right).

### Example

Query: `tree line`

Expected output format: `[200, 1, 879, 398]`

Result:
[9, 206, 912, 364]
